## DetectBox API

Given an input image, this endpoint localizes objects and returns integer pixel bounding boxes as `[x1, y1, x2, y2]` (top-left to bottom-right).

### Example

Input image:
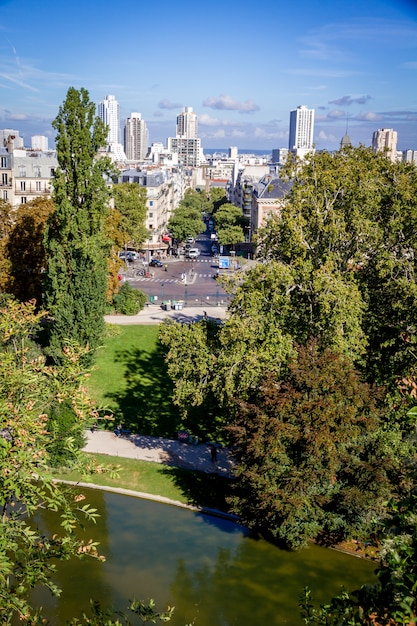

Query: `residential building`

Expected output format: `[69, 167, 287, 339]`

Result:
[271, 148, 289, 165]
[0, 129, 24, 149]
[251, 175, 292, 233]
[372, 128, 398, 162]
[97, 94, 126, 161]
[402, 149, 417, 164]
[176, 106, 198, 138]
[167, 107, 204, 167]
[288, 105, 315, 159]
[118, 167, 182, 256]
[0, 134, 57, 207]
[31, 135, 49, 151]
[124, 112, 148, 161]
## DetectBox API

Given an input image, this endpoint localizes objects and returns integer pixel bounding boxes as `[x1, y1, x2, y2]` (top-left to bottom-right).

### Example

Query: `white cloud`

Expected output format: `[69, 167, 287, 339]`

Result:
[354, 111, 384, 121]
[158, 98, 182, 110]
[203, 94, 260, 113]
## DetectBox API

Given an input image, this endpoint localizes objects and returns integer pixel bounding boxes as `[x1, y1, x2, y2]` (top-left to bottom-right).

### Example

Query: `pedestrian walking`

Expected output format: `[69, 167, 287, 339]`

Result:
[164, 264, 168, 271]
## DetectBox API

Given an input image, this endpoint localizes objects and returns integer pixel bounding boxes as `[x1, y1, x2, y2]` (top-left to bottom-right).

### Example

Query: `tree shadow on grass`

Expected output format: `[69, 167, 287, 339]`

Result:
[160, 465, 235, 513]
[104, 341, 181, 438]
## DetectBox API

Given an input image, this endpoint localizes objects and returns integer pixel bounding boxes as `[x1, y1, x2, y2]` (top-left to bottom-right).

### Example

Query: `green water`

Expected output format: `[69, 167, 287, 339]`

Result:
[33, 489, 376, 625]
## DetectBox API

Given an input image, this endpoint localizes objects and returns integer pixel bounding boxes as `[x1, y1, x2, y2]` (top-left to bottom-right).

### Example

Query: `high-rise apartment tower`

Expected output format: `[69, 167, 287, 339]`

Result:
[167, 106, 203, 166]
[124, 113, 148, 161]
[176, 107, 198, 138]
[97, 95, 121, 144]
[372, 128, 398, 162]
[288, 105, 315, 158]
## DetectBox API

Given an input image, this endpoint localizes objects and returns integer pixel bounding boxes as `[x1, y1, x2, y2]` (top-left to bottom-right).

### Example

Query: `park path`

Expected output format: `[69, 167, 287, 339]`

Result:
[83, 430, 234, 477]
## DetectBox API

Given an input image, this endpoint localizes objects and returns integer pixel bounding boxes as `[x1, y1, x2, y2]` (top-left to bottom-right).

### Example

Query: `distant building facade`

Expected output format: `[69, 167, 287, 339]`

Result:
[124, 112, 148, 161]
[288, 105, 315, 159]
[167, 107, 203, 167]
[31, 135, 49, 151]
[0, 134, 57, 207]
[372, 128, 398, 162]
[97, 94, 126, 161]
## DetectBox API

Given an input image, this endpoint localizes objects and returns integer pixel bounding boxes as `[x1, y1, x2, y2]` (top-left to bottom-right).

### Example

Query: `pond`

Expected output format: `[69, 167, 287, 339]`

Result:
[33, 488, 376, 625]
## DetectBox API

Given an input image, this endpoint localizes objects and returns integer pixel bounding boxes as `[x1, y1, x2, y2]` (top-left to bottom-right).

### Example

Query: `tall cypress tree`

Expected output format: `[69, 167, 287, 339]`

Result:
[43, 87, 113, 364]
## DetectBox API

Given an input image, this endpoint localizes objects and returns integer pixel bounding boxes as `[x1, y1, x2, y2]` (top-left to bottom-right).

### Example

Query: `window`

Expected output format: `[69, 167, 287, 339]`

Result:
[149, 200, 153, 206]
[2, 191, 7, 200]
[21, 197, 27, 204]
[34, 166, 41, 177]
[36, 181, 42, 191]
[20, 181, 26, 191]
[1, 157, 8, 168]
[148, 212, 153, 218]
[2, 173, 8, 185]
[149, 224, 153, 230]
[50, 168, 55, 177]
[19, 166, 26, 177]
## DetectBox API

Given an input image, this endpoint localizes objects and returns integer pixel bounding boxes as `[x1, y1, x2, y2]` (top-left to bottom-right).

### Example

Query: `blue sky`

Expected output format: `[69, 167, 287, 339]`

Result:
[1, 0, 417, 152]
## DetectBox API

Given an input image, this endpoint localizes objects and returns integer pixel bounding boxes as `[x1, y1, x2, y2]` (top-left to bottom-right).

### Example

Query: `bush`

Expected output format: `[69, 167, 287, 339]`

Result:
[113, 282, 146, 315]
[46, 399, 86, 467]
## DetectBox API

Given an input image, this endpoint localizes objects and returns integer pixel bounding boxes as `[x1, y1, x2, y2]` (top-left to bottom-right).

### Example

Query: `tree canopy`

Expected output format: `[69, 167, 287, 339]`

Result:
[167, 189, 205, 243]
[112, 182, 148, 250]
[160, 146, 417, 548]
[0, 298, 104, 623]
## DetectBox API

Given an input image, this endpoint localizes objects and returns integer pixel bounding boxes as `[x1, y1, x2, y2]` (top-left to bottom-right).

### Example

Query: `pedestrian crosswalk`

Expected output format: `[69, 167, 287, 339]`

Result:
[132, 274, 218, 282]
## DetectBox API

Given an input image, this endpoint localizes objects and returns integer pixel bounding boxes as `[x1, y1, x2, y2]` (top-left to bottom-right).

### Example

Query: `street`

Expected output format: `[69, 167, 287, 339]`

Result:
[122, 228, 233, 307]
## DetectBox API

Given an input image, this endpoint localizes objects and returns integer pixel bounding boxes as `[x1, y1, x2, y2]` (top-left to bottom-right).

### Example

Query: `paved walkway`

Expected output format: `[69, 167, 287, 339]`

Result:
[105, 304, 228, 325]
[83, 430, 234, 477]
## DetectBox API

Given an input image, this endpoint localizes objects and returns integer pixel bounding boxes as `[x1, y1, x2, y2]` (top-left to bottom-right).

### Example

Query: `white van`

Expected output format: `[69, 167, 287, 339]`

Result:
[187, 248, 200, 259]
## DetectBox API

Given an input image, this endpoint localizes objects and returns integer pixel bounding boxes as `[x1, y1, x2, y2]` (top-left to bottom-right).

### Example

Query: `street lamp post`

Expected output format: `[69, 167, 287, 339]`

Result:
[161, 282, 165, 302]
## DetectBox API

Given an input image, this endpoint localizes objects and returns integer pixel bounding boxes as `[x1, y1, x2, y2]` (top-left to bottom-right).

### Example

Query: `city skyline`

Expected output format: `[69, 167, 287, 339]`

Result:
[1, 0, 417, 152]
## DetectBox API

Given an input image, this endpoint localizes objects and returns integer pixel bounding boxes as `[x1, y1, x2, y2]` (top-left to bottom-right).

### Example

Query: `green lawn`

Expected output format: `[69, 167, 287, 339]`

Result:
[87, 324, 181, 437]
[55, 453, 232, 512]
[79, 324, 233, 514]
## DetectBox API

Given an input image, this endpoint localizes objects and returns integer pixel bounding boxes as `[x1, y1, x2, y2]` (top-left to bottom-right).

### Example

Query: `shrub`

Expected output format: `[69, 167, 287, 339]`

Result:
[113, 282, 146, 315]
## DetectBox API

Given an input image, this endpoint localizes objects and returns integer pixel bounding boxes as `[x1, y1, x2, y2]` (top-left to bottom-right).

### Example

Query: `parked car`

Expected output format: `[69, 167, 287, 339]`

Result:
[149, 258, 164, 267]
[186, 236, 194, 244]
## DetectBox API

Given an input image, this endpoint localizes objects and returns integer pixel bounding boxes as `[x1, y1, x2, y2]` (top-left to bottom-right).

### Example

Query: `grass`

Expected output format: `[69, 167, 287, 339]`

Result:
[79, 324, 233, 514]
[55, 452, 233, 513]
[87, 324, 181, 437]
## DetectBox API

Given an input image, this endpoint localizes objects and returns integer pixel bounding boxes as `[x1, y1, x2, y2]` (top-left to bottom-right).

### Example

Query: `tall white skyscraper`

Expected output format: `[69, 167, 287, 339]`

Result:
[288, 105, 315, 158]
[167, 106, 203, 166]
[124, 113, 148, 161]
[372, 128, 398, 162]
[176, 107, 198, 138]
[97, 95, 120, 144]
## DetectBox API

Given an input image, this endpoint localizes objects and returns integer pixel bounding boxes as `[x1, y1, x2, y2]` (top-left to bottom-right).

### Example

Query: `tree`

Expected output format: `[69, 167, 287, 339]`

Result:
[5, 197, 55, 304]
[0, 298, 104, 624]
[300, 475, 417, 625]
[208, 187, 227, 215]
[160, 147, 417, 545]
[0, 199, 14, 294]
[167, 190, 205, 243]
[213, 203, 245, 247]
[228, 339, 396, 550]
[112, 183, 148, 250]
[43, 87, 114, 365]
[261, 146, 417, 391]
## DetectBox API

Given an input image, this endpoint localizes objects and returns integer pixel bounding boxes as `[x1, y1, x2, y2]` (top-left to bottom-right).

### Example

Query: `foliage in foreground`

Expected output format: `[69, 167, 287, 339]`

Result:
[300, 472, 417, 625]
[0, 298, 112, 624]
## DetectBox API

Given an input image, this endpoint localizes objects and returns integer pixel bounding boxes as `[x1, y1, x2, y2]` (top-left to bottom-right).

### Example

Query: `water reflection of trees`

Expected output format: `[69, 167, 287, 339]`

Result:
[166, 538, 376, 626]
[31, 487, 112, 624]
